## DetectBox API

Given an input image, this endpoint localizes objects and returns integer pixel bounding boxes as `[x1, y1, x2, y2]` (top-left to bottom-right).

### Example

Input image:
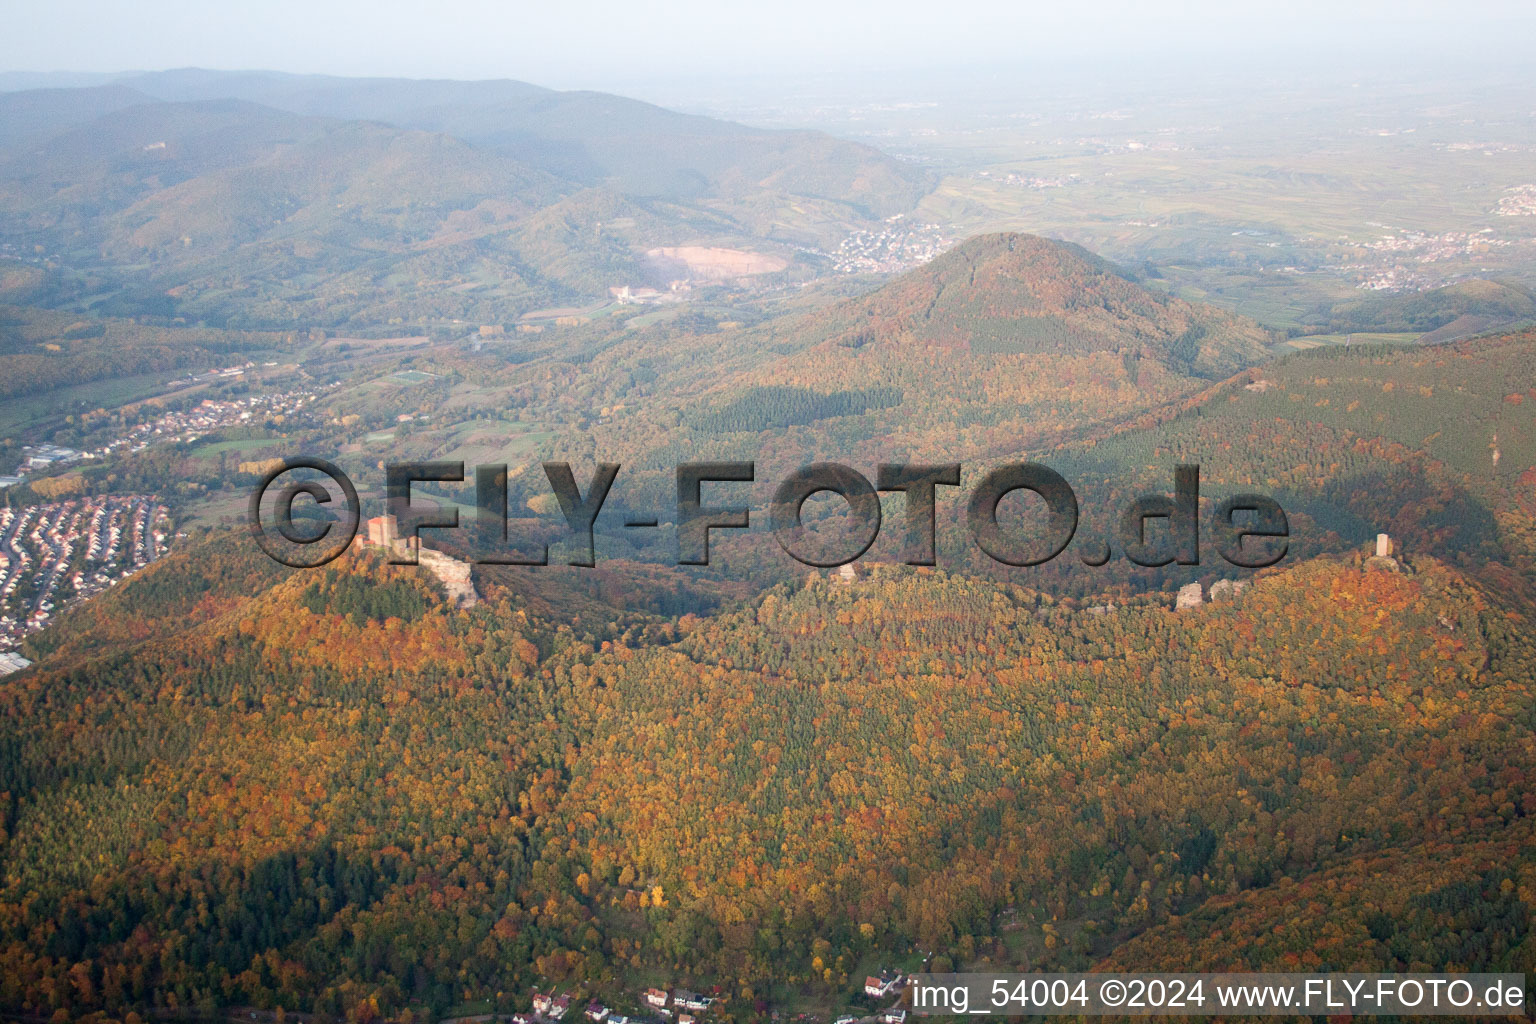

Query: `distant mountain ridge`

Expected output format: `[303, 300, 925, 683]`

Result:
[0, 70, 935, 325]
[0, 83, 155, 149]
[97, 68, 934, 212]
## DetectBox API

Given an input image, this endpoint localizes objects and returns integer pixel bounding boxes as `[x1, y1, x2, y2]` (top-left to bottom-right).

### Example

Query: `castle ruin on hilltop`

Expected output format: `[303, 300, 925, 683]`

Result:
[358, 514, 479, 609]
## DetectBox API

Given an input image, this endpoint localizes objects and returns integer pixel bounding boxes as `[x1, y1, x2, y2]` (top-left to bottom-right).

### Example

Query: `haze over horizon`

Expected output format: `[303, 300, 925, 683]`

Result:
[4, 0, 1535, 100]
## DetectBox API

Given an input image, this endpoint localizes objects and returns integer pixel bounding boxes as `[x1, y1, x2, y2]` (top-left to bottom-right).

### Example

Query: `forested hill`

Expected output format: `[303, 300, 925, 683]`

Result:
[3, 333, 1536, 1020]
[809, 232, 1275, 376]
[1036, 327, 1536, 600]
[549, 233, 1280, 498]
[0, 528, 1532, 1019]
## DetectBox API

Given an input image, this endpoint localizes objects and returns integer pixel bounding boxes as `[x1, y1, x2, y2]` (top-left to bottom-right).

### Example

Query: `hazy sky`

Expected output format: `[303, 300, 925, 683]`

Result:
[4, 0, 1534, 93]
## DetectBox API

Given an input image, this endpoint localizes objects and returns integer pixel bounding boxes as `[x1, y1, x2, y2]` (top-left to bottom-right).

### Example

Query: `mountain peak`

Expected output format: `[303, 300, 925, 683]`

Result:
[834, 231, 1272, 377]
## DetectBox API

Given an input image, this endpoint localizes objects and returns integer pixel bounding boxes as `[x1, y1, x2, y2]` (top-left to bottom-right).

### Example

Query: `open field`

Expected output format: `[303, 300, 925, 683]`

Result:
[0, 371, 180, 437]
[189, 437, 280, 458]
[647, 245, 790, 281]
[1277, 331, 1422, 352]
[318, 335, 431, 350]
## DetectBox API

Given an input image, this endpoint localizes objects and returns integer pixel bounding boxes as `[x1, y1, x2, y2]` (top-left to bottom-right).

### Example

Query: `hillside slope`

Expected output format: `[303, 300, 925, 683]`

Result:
[0, 540, 1531, 1017]
[1045, 328, 1536, 592]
